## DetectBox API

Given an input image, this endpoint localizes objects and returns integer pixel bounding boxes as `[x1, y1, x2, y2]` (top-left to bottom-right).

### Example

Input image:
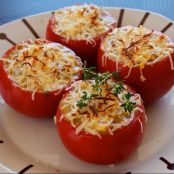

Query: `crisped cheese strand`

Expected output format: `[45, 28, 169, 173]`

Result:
[53, 4, 116, 41]
[168, 54, 174, 70]
[60, 80, 144, 137]
[138, 117, 144, 133]
[2, 39, 82, 95]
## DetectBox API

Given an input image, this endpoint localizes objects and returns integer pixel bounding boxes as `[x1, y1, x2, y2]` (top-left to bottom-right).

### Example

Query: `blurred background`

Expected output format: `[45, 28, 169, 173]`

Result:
[0, 0, 174, 25]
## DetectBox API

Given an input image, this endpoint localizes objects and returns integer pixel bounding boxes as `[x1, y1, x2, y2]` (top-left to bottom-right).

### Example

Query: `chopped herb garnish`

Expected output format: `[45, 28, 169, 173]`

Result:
[76, 91, 98, 109]
[82, 66, 97, 80]
[82, 66, 119, 93]
[76, 99, 87, 109]
[92, 72, 119, 92]
[76, 91, 90, 109]
[112, 72, 120, 78]
[92, 72, 111, 91]
[121, 92, 136, 113]
[112, 82, 124, 95]
[82, 66, 119, 81]
[121, 101, 136, 113]
[78, 67, 136, 112]
[124, 92, 133, 100]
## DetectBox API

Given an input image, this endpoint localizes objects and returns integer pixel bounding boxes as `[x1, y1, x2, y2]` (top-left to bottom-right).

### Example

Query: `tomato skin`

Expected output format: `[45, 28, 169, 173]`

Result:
[0, 40, 82, 118]
[56, 86, 146, 164]
[98, 46, 174, 103]
[46, 14, 116, 67]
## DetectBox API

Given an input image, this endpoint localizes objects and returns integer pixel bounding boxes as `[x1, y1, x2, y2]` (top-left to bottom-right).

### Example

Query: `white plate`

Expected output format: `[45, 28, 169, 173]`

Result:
[0, 7, 174, 173]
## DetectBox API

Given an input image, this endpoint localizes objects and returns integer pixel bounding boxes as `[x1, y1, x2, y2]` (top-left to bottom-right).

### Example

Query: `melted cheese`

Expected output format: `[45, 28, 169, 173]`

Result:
[59, 80, 144, 138]
[2, 39, 82, 95]
[53, 4, 116, 41]
[102, 25, 174, 68]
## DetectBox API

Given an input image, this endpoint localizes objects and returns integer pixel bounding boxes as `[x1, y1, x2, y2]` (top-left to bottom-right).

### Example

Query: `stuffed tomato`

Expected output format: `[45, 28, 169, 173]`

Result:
[56, 74, 147, 164]
[0, 39, 82, 118]
[46, 4, 116, 66]
[98, 25, 174, 103]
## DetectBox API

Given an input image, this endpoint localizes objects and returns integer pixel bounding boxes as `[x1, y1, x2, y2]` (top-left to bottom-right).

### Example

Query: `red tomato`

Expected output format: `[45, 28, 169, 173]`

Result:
[46, 7, 116, 67]
[56, 83, 146, 164]
[97, 36, 174, 103]
[0, 39, 82, 118]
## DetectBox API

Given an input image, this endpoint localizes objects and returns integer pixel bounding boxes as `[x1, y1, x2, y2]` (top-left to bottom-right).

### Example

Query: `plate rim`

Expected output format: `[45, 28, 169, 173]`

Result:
[0, 7, 173, 29]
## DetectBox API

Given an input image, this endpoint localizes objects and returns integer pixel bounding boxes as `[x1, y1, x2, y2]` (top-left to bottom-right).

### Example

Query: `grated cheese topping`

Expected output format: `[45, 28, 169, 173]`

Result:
[2, 39, 82, 93]
[52, 4, 116, 41]
[59, 80, 144, 138]
[101, 25, 174, 68]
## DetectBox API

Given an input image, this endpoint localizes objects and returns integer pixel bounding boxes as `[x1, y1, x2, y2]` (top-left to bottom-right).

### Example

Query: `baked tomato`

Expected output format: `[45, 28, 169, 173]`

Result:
[98, 25, 174, 103]
[0, 39, 82, 118]
[46, 4, 116, 66]
[56, 75, 147, 164]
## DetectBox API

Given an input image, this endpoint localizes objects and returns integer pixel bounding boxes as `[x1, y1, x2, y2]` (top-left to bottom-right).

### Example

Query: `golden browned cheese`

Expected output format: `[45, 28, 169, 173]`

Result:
[59, 80, 143, 138]
[102, 25, 174, 68]
[53, 4, 116, 41]
[2, 39, 82, 97]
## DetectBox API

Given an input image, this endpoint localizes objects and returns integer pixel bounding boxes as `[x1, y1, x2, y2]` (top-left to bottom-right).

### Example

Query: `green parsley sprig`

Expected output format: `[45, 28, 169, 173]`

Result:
[77, 67, 136, 113]
[82, 67, 97, 80]
[92, 71, 119, 91]
[82, 66, 119, 92]
[121, 92, 136, 113]
[112, 81, 125, 96]
[76, 91, 98, 109]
